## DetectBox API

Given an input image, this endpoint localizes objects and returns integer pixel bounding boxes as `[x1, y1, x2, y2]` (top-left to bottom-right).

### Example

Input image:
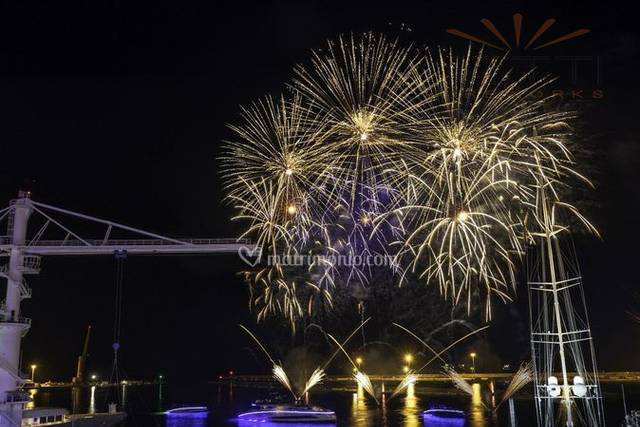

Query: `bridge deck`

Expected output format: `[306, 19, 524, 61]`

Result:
[222, 372, 640, 384]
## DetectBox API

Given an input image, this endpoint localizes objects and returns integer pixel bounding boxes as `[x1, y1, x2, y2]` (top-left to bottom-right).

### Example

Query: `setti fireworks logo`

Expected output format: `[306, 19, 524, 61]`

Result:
[446, 14, 590, 52]
[446, 13, 603, 100]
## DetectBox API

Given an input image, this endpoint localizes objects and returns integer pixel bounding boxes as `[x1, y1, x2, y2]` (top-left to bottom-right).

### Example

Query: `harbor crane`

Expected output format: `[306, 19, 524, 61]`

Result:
[0, 191, 249, 426]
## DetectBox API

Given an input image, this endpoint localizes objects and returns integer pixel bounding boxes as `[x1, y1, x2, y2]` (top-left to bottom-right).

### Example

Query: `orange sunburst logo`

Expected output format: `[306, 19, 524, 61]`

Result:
[446, 13, 590, 51]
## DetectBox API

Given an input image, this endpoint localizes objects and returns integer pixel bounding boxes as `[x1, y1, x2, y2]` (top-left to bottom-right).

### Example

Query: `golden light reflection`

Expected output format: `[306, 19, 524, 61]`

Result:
[26, 389, 37, 410]
[351, 383, 370, 427]
[470, 383, 487, 427]
[89, 385, 96, 414]
[401, 383, 420, 427]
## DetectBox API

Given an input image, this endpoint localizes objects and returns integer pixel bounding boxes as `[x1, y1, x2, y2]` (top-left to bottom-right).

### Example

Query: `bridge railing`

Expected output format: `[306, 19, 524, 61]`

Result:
[0, 237, 250, 247]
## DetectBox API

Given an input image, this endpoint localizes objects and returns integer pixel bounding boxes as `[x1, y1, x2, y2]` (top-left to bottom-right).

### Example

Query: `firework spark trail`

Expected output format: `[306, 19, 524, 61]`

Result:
[415, 325, 491, 373]
[354, 371, 379, 404]
[298, 318, 371, 396]
[272, 365, 297, 399]
[301, 367, 326, 396]
[241, 321, 372, 399]
[390, 372, 417, 400]
[392, 322, 447, 365]
[444, 366, 473, 395]
[444, 366, 489, 410]
[326, 333, 359, 369]
[322, 317, 371, 369]
[327, 332, 380, 404]
[239, 324, 277, 365]
[496, 361, 533, 409]
[240, 325, 298, 399]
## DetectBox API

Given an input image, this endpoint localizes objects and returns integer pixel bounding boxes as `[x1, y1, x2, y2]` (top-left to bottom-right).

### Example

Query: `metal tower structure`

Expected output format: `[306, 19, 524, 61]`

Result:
[0, 191, 248, 426]
[528, 184, 605, 426]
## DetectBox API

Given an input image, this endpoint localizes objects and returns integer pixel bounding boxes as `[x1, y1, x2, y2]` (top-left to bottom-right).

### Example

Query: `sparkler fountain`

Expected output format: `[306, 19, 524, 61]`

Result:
[238, 321, 374, 423]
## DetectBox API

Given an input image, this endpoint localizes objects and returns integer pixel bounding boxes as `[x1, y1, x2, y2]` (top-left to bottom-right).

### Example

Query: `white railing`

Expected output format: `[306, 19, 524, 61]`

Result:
[0, 313, 31, 326]
[19, 256, 41, 272]
[0, 237, 249, 247]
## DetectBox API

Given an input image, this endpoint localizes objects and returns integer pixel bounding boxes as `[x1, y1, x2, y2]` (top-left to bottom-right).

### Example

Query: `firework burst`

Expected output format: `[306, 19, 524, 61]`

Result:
[221, 36, 595, 326]
[378, 47, 593, 318]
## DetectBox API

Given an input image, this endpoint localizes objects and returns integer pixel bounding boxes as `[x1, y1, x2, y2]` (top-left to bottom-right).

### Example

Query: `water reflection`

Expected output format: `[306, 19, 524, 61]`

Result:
[121, 383, 127, 406]
[401, 384, 420, 427]
[71, 386, 82, 414]
[351, 383, 372, 426]
[469, 383, 487, 427]
[422, 410, 465, 427]
[166, 414, 208, 427]
[157, 383, 164, 412]
[26, 389, 37, 410]
[89, 386, 96, 414]
[236, 423, 335, 427]
[25, 381, 556, 426]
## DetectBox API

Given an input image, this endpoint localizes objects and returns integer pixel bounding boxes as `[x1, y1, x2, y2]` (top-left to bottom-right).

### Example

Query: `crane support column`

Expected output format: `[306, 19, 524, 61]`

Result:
[0, 195, 32, 425]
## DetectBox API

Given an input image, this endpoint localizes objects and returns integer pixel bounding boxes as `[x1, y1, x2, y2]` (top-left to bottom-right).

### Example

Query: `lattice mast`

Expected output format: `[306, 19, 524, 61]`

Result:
[528, 183, 604, 426]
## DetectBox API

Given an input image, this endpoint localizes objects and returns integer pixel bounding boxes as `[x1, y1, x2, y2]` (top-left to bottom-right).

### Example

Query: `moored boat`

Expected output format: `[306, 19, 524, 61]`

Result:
[165, 406, 208, 416]
[422, 408, 465, 426]
[238, 405, 336, 423]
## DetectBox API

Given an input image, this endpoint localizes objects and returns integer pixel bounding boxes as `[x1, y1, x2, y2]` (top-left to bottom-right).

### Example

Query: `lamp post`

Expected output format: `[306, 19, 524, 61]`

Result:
[30, 364, 37, 382]
[404, 353, 413, 366]
[355, 357, 363, 371]
[470, 353, 477, 372]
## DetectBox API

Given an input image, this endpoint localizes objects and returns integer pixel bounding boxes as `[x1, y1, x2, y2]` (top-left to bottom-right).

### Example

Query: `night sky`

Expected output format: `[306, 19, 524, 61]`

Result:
[1, 1, 639, 382]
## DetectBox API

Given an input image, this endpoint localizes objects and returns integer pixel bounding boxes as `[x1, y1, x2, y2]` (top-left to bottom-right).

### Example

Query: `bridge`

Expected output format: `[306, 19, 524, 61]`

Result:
[219, 371, 640, 387]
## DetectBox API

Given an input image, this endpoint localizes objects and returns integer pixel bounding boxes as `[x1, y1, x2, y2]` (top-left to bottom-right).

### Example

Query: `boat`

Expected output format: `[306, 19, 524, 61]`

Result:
[251, 391, 288, 407]
[165, 406, 209, 416]
[422, 408, 465, 426]
[237, 405, 336, 423]
[19, 406, 126, 427]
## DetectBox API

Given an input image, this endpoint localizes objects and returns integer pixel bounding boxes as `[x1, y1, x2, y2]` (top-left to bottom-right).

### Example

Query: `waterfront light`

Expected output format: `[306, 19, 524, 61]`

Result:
[30, 364, 37, 382]
[470, 352, 477, 372]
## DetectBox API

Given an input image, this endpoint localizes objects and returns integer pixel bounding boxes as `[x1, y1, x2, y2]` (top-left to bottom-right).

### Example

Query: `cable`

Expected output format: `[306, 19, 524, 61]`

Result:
[107, 250, 127, 406]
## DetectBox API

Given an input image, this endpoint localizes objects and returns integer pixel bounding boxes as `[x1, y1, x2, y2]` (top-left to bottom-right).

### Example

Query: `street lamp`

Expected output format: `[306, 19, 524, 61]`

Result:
[90, 374, 97, 381]
[404, 353, 413, 365]
[355, 357, 363, 370]
[470, 352, 477, 372]
[30, 364, 37, 382]
[403, 365, 410, 374]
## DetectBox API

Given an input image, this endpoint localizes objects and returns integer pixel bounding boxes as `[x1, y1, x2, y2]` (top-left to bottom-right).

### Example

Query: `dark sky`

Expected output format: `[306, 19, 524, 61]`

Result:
[0, 1, 639, 382]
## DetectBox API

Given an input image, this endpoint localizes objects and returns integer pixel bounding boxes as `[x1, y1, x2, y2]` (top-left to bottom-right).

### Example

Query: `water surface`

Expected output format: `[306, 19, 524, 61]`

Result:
[29, 382, 640, 426]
